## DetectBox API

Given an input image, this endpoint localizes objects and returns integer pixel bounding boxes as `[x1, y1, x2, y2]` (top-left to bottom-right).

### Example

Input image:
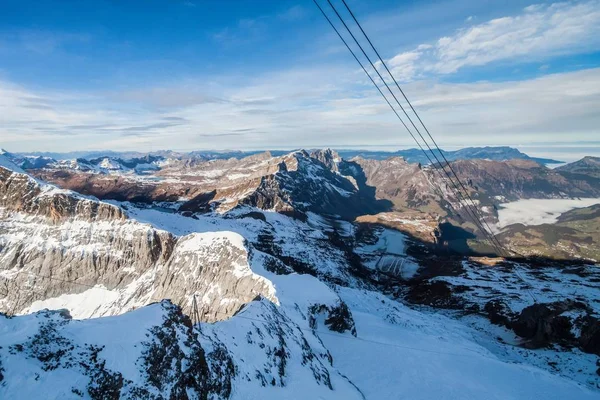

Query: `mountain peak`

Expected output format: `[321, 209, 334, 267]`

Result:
[310, 148, 341, 171]
[582, 155, 600, 163]
[556, 155, 600, 178]
[0, 153, 25, 174]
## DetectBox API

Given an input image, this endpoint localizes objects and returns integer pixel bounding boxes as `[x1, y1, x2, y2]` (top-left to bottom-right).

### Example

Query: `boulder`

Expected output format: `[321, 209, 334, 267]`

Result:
[512, 300, 587, 348]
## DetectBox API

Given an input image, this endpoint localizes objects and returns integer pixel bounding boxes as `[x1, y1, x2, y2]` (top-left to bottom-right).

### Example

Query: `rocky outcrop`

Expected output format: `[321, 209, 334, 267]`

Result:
[241, 175, 296, 215]
[310, 149, 340, 173]
[309, 301, 357, 336]
[480, 299, 600, 356]
[0, 301, 235, 399]
[484, 299, 515, 328]
[0, 166, 276, 322]
[0, 167, 124, 222]
[511, 300, 595, 350]
[149, 233, 277, 322]
[579, 317, 600, 356]
[405, 281, 466, 309]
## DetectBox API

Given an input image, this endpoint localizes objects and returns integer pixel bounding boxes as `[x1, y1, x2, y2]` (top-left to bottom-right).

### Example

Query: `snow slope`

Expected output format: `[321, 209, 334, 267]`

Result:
[1, 163, 599, 398]
[320, 287, 597, 400]
[3, 285, 598, 399]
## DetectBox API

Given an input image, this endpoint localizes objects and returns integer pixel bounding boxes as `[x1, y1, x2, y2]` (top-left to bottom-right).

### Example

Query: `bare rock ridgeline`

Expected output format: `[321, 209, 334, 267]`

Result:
[0, 164, 275, 322]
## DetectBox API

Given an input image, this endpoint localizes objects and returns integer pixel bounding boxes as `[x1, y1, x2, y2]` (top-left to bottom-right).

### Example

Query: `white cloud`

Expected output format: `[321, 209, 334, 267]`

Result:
[1, 67, 600, 154]
[2, 1, 600, 154]
[387, 51, 422, 82]
[385, 0, 600, 80]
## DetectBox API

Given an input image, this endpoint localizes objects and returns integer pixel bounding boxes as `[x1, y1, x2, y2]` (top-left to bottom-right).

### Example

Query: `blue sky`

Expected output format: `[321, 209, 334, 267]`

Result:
[1, 0, 600, 158]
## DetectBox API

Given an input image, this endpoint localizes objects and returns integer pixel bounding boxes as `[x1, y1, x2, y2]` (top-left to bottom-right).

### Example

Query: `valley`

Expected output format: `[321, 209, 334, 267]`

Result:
[0, 147, 599, 398]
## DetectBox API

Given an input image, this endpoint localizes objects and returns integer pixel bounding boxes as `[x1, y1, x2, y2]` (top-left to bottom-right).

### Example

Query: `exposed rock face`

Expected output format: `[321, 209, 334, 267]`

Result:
[579, 317, 600, 356]
[511, 300, 584, 347]
[149, 233, 277, 322]
[484, 299, 515, 328]
[450, 159, 600, 200]
[240, 174, 296, 215]
[511, 300, 600, 355]
[347, 157, 446, 213]
[309, 301, 357, 336]
[265, 151, 385, 219]
[0, 167, 124, 221]
[310, 149, 340, 173]
[29, 150, 388, 220]
[0, 165, 276, 322]
[405, 281, 466, 309]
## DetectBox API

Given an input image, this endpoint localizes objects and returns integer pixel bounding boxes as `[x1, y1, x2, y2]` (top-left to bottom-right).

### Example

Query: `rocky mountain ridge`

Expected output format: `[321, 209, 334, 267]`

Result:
[7, 145, 564, 165]
[12, 148, 600, 218]
[557, 156, 600, 179]
[1, 150, 600, 398]
[0, 161, 276, 322]
[8, 147, 600, 260]
[338, 145, 563, 164]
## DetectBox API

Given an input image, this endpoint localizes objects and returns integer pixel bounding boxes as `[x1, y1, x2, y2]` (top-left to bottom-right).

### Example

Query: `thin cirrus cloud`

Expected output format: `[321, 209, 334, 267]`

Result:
[112, 87, 227, 109]
[211, 5, 307, 45]
[382, 0, 600, 81]
[0, 29, 90, 56]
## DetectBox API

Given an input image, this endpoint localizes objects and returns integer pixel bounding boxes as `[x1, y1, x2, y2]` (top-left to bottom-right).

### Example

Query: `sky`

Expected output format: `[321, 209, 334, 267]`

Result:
[1, 0, 600, 159]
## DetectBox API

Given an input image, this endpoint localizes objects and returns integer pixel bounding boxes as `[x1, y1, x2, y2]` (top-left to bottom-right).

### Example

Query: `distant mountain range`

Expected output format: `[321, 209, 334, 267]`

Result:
[11, 146, 564, 165]
[335, 146, 563, 165]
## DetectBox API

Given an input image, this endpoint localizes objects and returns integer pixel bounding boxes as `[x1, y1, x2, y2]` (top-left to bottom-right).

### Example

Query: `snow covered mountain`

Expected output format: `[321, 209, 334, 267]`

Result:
[0, 161, 275, 321]
[12, 148, 599, 224]
[27, 150, 387, 219]
[1, 151, 600, 398]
